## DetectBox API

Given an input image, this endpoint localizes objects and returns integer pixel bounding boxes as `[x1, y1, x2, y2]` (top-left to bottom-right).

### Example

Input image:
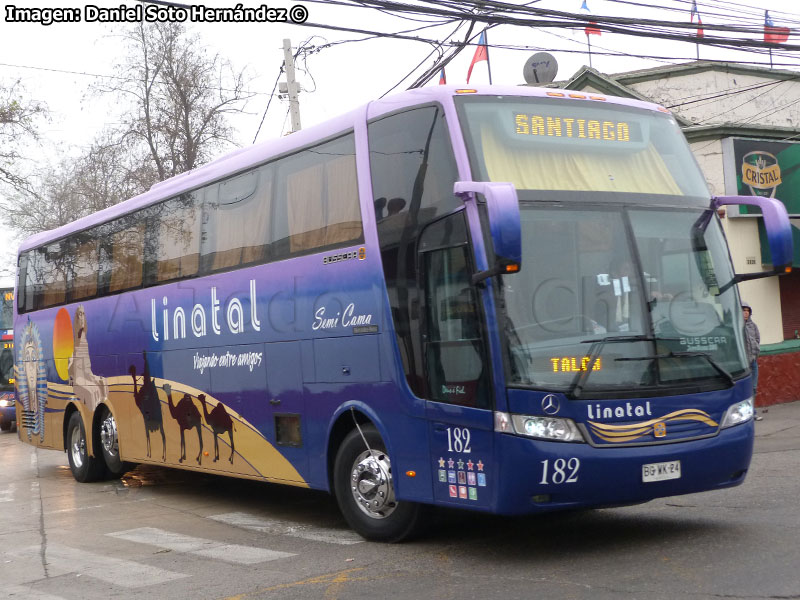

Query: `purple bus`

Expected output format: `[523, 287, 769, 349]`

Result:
[13, 86, 792, 541]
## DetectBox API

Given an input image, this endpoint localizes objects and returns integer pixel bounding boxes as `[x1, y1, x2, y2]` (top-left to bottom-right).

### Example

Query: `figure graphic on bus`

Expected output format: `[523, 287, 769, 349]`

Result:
[68, 305, 108, 412]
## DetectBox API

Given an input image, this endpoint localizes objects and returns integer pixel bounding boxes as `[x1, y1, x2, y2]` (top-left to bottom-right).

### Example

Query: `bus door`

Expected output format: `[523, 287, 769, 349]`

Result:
[420, 212, 494, 508]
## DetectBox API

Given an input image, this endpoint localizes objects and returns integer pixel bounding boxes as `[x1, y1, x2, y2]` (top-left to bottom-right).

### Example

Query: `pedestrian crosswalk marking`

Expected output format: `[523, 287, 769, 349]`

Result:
[108, 527, 296, 564]
[0, 482, 15, 503]
[209, 512, 363, 545]
[12, 543, 186, 588]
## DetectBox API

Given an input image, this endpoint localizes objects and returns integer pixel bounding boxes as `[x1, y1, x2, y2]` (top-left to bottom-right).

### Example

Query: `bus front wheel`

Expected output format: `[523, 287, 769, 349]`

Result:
[66, 411, 105, 483]
[333, 424, 424, 542]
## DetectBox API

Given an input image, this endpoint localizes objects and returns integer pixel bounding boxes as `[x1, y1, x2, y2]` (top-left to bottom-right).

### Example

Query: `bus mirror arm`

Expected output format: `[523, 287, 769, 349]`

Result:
[454, 181, 522, 284]
[712, 195, 794, 272]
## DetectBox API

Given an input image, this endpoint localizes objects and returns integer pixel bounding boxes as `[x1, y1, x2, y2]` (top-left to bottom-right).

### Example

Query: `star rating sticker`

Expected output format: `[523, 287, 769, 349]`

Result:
[477, 460, 484, 471]
[438, 457, 445, 468]
[447, 458, 455, 469]
[467, 459, 474, 471]
[457, 459, 465, 470]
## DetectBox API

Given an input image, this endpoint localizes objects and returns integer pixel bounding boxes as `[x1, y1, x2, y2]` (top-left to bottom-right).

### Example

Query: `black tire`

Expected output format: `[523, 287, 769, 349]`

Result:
[66, 411, 105, 483]
[96, 406, 134, 479]
[333, 424, 425, 542]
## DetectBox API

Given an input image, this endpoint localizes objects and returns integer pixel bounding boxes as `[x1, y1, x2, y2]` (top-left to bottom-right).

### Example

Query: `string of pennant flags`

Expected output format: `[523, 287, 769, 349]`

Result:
[438, 1, 793, 84]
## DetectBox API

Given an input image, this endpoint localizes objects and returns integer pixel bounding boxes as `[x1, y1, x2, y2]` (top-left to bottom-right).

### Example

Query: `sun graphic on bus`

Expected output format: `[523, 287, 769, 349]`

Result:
[53, 308, 74, 381]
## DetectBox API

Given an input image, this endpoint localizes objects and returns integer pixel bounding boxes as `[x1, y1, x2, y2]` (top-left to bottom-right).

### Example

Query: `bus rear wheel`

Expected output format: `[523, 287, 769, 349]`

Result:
[333, 424, 424, 542]
[66, 411, 105, 483]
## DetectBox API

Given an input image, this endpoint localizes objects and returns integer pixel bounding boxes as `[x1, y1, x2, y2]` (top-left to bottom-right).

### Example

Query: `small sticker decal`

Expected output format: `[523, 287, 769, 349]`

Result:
[477, 473, 487, 487]
[476, 460, 484, 472]
[358, 247, 366, 260]
[457, 458, 465, 470]
[457, 471, 466, 485]
[448, 471, 456, 484]
[467, 472, 477, 486]
[449, 485, 458, 498]
[467, 459, 474, 471]
[438, 457, 445, 468]
[438, 470, 447, 482]
[468, 487, 478, 501]
[458, 486, 468, 499]
[447, 457, 455, 469]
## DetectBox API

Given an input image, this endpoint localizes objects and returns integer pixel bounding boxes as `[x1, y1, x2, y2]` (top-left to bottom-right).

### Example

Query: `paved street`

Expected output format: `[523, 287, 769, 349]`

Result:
[1, 403, 799, 600]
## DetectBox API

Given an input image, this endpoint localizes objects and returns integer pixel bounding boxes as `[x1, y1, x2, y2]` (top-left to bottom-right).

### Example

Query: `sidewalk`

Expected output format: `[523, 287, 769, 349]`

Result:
[753, 400, 800, 453]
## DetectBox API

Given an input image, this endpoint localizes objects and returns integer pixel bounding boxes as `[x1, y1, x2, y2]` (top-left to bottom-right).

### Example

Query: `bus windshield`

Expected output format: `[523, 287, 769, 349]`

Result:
[498, 206, 748, 395]
[456, 95, 709, 199]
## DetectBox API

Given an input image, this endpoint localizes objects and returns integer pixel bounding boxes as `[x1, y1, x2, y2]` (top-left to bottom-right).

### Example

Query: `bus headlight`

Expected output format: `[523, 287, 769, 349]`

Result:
[720, 397, 753, 428]
[510, 414, 584, 442]
[0, 398, 13, 408]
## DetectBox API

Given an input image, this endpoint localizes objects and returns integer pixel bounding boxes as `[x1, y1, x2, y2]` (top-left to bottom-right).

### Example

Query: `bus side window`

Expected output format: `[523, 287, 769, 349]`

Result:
[273, 133, 363, 259]
[40, 243, 67, 308]
[108, 216, 146, 293]
[150, 192, 203, 283]
[421, 213, 491, 409]
[69, 232, 100, 302]
[203, 167, 272, 273]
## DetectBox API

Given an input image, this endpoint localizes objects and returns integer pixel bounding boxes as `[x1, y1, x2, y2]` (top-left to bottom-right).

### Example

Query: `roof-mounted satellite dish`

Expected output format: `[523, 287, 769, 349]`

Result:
[523, 52, 558, 85]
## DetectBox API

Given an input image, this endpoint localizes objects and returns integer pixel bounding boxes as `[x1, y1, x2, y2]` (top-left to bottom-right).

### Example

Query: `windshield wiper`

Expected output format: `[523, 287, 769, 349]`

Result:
[570, 335, 656, 398]
[616, 350, 735, 387]
[569, 335, 683, 398]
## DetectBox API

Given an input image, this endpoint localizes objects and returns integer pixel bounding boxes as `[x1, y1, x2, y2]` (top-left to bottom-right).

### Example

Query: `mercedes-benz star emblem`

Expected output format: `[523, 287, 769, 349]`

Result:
[541, 394, 560, 415]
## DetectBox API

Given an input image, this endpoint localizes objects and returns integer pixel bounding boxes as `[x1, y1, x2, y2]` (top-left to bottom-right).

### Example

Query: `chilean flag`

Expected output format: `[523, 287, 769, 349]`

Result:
[581, 0, 601, 36]
[466, 31, 488, 84]
[691, 1, 704, 38]
[764, 11, 790, 44]
[439, 68, 446, 85]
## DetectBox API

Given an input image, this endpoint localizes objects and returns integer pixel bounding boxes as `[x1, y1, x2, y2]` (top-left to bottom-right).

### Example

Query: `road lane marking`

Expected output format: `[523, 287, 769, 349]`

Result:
[107, 527, 296, 564]
[11, 543, 186, 588]
[209, 512, 363, 545]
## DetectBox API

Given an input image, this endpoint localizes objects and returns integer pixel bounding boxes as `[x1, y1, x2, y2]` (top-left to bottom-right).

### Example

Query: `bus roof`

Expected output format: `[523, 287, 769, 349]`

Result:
[19, 85, 668, 253]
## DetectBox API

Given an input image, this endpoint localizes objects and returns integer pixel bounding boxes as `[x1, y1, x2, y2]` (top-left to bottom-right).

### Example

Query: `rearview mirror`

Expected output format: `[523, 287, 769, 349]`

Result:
[713, 195, 793, 292]
[454, 181, 521, 284]
[714, 195, 793, 269]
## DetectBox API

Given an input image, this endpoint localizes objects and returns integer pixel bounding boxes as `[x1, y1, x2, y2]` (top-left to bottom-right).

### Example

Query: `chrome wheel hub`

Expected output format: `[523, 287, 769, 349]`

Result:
[350, 450, 396, 519]
[100, 413, 119, 457]
[70, 424, 85, 469]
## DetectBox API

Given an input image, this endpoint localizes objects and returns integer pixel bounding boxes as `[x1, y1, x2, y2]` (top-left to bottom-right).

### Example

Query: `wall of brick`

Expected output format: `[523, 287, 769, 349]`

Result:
[756, 352, 800, 407]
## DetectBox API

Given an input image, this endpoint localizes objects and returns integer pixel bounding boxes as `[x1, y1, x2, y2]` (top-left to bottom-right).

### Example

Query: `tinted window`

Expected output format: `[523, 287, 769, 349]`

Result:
[369, 105, 460, 396]
[203, 168, 272, 272]
[17, 131, 364, 313]
[151, 193, 202, 283]
[274, 133, 363, 257]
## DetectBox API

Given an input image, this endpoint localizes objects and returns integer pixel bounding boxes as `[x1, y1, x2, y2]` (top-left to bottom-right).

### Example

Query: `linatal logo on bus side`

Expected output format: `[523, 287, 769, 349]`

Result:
[151, 279, 261, 341]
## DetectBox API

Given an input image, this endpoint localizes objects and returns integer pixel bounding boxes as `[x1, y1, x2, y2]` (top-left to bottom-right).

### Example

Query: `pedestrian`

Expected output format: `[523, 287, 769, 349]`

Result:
[742, 301, 762, 421]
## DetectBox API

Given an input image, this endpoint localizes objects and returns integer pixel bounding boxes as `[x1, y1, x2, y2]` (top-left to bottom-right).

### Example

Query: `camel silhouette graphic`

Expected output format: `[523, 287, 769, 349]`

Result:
[199, 394, 235, 463]
[129, 351, 166, 461]
[164, 384, 203, 465]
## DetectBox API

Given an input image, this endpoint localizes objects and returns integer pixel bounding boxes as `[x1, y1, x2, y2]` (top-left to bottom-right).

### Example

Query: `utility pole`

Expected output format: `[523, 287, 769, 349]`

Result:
[282, 38, 302, 132]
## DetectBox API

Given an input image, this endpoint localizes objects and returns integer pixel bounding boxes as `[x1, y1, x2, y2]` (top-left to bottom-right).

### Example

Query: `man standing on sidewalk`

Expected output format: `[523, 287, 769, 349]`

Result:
[742, 301, 762, 421]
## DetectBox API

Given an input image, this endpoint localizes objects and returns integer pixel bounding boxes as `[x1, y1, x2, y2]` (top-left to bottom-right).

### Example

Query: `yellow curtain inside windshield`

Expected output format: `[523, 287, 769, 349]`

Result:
[479, 125, 683, 195]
